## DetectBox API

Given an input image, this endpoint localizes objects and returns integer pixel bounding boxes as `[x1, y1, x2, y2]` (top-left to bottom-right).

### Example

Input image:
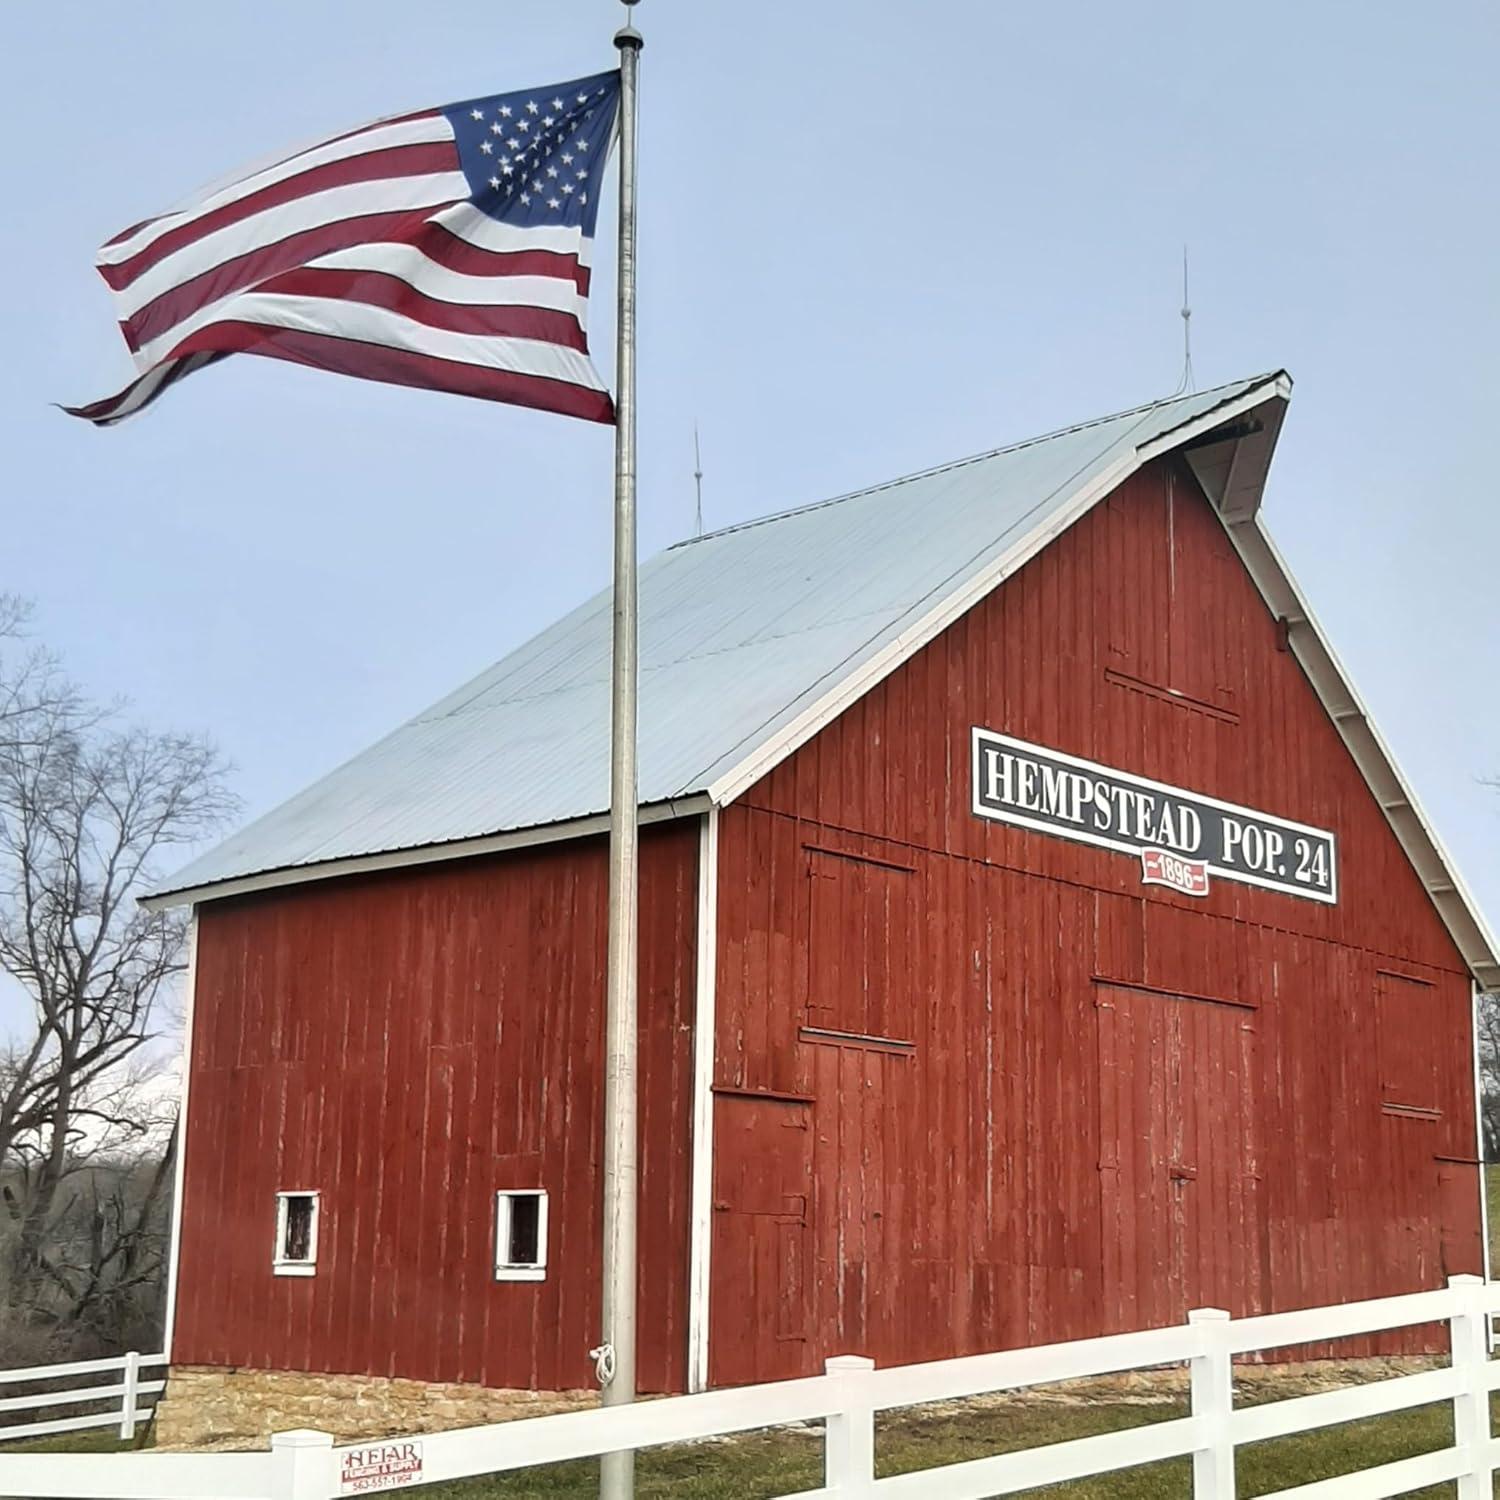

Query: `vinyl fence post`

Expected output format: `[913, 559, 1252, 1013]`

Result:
[270, 1428, 336, 1500]
[1187, 1307, 1235, 1500]
[1447, 1273, 1492, 1500]
[118, 1350, 140, 1441]
[824, 1355, 876, 1497]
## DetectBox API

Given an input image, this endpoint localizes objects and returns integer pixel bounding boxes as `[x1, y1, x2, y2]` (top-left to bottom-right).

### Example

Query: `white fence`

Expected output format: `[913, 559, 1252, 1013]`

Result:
[3, 1277, 1500, 1498]
[0, 1351, 164, 1445]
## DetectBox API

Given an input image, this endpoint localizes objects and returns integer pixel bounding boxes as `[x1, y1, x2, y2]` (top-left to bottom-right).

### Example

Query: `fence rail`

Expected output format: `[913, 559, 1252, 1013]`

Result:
[2, 1280, 1498, 1498]
[0, 1351, 165, 1446]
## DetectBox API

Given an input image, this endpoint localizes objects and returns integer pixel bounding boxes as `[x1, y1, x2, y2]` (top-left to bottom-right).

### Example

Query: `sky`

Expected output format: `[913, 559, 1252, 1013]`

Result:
[2, 0, 1497, 1035]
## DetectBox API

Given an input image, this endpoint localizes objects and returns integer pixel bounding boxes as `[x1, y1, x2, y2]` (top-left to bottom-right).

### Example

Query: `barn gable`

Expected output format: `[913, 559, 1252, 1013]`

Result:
[146, 372, 1498, 989]
[706, 450, 1483, 1380]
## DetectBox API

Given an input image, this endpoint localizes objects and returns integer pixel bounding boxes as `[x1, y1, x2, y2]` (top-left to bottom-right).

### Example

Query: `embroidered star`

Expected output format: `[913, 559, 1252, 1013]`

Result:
[506, 137, 520, 150]
[490, 122, 504, 135]
[499, 104, 513, 117]
[501, 162, 514, 176]
[533, 178, 544, 191]
[526, 100, 539, 114]
[576, 167, 588, 180]
[546, 165, 558, 178]
[520, 192, 531, 205]
[543, 115, 555, 128]
[551, 97, 564, 110]
[562, 152, 574, 165]
[547, 196, 561, 210]
[580, 192, 588, 205]
[561, 182, 574, 195]
[578, 139, 589, 151]
[488, 176, 501, 189]
[479, 141, 493, 154]
[576, 92, 589, 104]
[470, 108, 484, 121]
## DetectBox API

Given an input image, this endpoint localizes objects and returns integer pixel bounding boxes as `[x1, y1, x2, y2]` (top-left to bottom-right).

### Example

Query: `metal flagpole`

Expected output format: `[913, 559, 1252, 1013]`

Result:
[599, 3, 642, 1497]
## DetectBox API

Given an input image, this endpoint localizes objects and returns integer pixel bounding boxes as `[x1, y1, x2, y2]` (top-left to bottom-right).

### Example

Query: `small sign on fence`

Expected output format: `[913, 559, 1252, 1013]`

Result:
[338, 1439, 424, 1493]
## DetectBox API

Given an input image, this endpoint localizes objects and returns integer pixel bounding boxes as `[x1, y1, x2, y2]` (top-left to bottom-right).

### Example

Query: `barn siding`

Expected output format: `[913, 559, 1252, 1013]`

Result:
[710, 456, 1479, 1384]
[174, 821, 697, 1394]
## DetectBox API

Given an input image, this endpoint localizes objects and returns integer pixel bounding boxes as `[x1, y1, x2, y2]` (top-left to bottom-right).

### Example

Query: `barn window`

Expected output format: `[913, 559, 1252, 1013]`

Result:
[273, 1191, 319, 1276]
[495, 1190, 548, 1281]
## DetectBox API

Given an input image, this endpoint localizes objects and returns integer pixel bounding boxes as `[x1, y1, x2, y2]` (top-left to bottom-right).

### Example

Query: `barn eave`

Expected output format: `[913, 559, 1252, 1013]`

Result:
[138, 793, 712, 912]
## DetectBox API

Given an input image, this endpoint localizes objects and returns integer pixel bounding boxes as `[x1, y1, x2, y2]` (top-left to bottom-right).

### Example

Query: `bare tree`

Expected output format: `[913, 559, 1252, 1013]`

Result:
[1477, 992, 1500, 1163]
[0, 611, 236, 1348]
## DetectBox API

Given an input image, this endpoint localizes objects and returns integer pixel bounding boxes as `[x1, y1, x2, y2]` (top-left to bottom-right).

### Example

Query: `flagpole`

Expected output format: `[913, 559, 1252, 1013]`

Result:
[599, 4, 642, 1498]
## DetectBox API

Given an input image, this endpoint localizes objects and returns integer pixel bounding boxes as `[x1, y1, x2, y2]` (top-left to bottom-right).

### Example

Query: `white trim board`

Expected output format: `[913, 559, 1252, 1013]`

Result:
[160, 909, 198, 1360]
[141, 795, 712, 911]
[686, 808, 720, 1393]
[1470, 984, 1491, 1302]
[1224, 514, 1500, 990]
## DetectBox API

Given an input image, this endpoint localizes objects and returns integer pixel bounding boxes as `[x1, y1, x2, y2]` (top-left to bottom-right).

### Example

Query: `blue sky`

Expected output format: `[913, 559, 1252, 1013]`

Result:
[2, 0, 1497, 1034]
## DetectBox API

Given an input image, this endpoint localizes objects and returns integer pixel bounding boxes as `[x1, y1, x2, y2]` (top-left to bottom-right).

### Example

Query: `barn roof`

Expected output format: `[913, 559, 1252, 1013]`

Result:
[148, 373, 1500, 988]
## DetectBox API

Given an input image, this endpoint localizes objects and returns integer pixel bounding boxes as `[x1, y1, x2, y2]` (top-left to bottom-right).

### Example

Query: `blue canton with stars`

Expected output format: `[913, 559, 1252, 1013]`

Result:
[443, 70, 619, 233]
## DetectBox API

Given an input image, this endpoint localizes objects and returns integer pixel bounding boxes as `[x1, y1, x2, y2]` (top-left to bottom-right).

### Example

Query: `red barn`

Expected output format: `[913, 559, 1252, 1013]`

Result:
[146, 373, 1500, 1438]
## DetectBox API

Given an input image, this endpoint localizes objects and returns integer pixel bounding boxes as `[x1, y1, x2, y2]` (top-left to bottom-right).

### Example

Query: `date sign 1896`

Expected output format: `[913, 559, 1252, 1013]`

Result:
[971, 728, 1337, 904]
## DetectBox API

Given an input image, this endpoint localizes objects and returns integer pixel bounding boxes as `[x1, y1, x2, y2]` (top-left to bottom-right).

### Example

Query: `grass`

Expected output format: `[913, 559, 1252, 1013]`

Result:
[396, 1396, 1484, 1498]
[3, 1426, 144, 1454]
[1487, 1163, 1500, 1272]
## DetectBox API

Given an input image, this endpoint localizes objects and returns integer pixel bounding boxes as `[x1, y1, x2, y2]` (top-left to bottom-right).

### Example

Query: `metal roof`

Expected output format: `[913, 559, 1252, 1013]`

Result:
[146, 372, 1500, 988]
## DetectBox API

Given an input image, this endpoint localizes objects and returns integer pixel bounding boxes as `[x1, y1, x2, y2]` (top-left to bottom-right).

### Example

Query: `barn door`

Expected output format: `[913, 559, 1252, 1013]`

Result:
[708, 1093, 813, 1386]
[1097, 985, 1263, 1329]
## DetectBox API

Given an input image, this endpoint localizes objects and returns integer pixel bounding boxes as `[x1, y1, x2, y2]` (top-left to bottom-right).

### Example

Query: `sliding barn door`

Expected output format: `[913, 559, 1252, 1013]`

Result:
[1097, 984, 1265, 1329]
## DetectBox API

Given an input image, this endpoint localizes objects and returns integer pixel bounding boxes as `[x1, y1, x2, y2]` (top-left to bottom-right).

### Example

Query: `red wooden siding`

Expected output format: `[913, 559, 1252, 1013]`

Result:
[174, 821, 697, 1393]
[710, 455, 1479, 1384]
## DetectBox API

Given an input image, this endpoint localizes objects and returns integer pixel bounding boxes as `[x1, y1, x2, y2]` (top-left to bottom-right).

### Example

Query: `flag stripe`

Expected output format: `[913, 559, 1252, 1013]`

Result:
[97, 113, 450, 264]
[311, 242, 587, 312]
[121, 208, 466, 354]
[106, 172, 470, 307]
[138, 323, 612, 422]
[104, 141, 460, 290]
[99, 213, 160, 252]
[124, 213, 593, 358]
[380, 221, 592, 294]
[134, 267, 589, 368]
[436, 204, 598, 266]
[155, 294, 609, 389]
[63, 351, 223, 423]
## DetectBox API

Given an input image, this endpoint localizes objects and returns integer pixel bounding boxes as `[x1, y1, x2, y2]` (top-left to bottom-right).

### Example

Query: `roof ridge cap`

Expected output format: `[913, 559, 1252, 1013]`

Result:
[669, 373, 1278, 549]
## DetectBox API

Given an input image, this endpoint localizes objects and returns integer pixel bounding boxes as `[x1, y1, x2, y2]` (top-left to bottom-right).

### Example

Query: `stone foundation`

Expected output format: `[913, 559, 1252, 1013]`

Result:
[153, 1354, 1443, 1451]
[153, 1366, 594, 1451]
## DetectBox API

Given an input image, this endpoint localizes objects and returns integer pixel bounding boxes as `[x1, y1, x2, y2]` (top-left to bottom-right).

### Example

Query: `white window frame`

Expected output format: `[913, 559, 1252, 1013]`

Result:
[494, 1189, 548, 1282]
[273, 1190, 320, 1277]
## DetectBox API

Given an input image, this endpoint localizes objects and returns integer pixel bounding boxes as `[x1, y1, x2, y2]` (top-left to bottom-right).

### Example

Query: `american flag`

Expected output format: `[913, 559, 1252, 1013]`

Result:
[66, 71, 620, 426]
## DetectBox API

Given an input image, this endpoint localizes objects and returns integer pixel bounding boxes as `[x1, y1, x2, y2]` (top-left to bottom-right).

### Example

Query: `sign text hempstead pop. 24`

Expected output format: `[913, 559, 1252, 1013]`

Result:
[970, 729, 1337, 903]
